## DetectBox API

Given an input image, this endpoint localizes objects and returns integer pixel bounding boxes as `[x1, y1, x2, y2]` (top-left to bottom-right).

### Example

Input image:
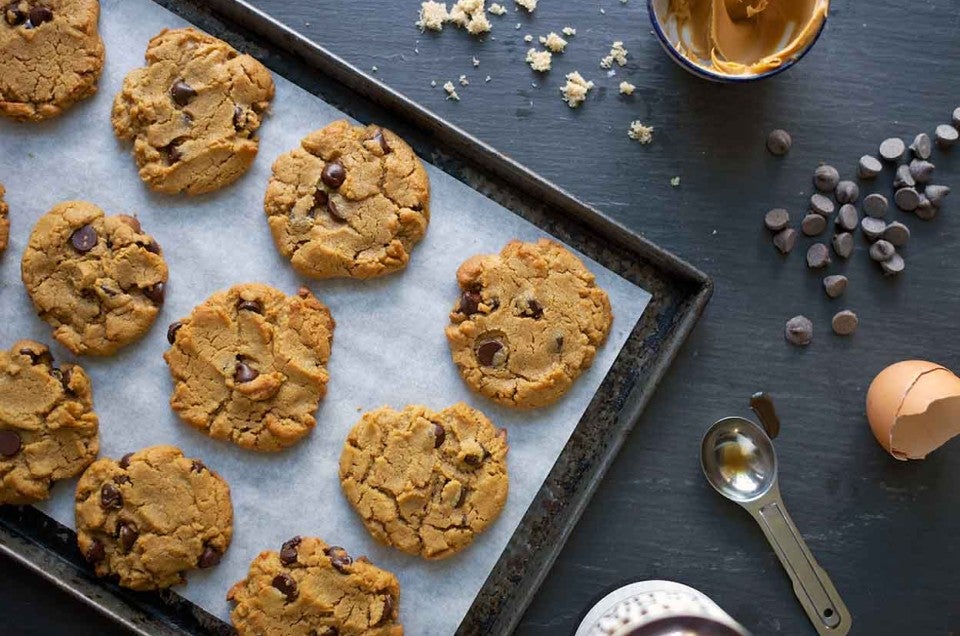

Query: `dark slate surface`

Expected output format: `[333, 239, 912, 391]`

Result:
[3, 1, 960, 635]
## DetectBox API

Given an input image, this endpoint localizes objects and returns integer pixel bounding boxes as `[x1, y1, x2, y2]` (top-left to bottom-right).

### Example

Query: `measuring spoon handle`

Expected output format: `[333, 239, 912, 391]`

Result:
[749, 493, 851, 635]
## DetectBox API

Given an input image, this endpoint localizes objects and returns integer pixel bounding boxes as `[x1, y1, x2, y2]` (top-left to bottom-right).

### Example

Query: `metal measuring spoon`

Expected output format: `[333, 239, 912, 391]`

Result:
[700, 417, 851, 636]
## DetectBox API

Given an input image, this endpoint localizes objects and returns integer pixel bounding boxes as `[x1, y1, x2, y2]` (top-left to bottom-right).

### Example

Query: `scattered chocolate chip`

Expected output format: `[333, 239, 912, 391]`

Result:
[879, 137, 905, 162]
[801, 213, 826, 237]
[925, 184, 951, 207]
[475, 339, 506, 367]
[835, 181, 859, 204]
[170, 80, 197, 107]
[167, 321, 182, 345]
[869, 240, 896, 263]
[433, 423, 446, 448]
[860, 217, 887, 241]
[84, 540, 105, 564]
[70, 225, 98, 253]
[280, 536, 302, 565]
[272, 573, 298, 601]
[823, 275, 847, 299]
[321, 161, 346, 189]
[835, 204, 858, 232]
[831, 310, 859, 336]
[119, 453, 134, 469]
[373, 129, 392, 154]
[883, 221, 911, 247]
[766, 129, 792, 156]
[832, 232, 854, 259]
[894, 187, 920, 212]
[143, 282, 165, 304]
[326, 197, 348, 221]
[935, 124, 958, 148]
[893, 164, 915, 189]
[118, 522, 138, 553]
[164, 139, 184, 165]
[813, 165, 839, 192]
[809, 193, 834, 216]
[198, 545, 222, 569]
[772, 228, 797, 254]
[191, 459, 206, 473]
[325, 546, 353, 573]
[881, 253, 905, 276]
[806, 243, 831, 269]
[763, 208, 790, 232]
[234, 361, 259, 383]
[862, 193, 889, 218]
[237, 299, 263, 314]
[459, 291, 481, 315]
[116, 215, 142, 233]
[910, 133, 932, 160]
[0, 430, 22, 457]
[915, 195, 937, 221]
[857, 155, 882, 179]
[909, 159, 935, 185]
[27, 5, 52, 27]
[784, 315, 813, 347]
[100, 483, 123, 509]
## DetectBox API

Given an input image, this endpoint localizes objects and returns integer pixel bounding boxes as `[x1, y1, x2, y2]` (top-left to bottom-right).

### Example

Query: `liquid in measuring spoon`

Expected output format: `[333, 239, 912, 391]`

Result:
[717, 432, 765, 496]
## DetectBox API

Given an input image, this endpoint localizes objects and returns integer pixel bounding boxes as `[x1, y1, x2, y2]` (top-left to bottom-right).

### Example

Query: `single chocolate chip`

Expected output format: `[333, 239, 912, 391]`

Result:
[915, 195, 937, 221]
[198, 545, 222, 569]
[860, 217, 887, 241]
[832, 310, 859, 336]
[4, 3, 27, 26]
[143, 282, 165, 304]
[144, 240, 161, 255]
[379, 594, 395, 624]
[935, 124, 958, 148]
[810, 194, 834, 216]
[164, 139, 184, 165]
[234, 361, 259, 383]
[766, 129, 792, 156]
[119, 453, 134, 469]
[113, 475, 131, 485]
[763, 208, 790, 232]
[280, 536, 302, 565]
[772, 228, 797, 254]
[909, 159, 935, 185]
[784, 316, 813, 347]
[313, 187, 329, 211]
[169, 80, 197, 107]
[85, 540, 105, 564]
[910, 133, 932, 160]
[832, 232, 854, 259]
[806, 243, 831, 269]
[475, 339, 506, 367]
[863, 193, 889, 218]
[117, 522, 138, 553]
[879, 137, 905, 162]
[27, 5, 52, 27]
[18, 344, 51, 365]
[894, 188, 920, 212]
[521, 298, 544, 319]
[835, 204, 858, 232]
[881, 253, 905, 276]
[237, 299, 263, 314]
[272, 573, 298, 601]
[801, 214, 826, 237]
[0, 430, 22, 457]
[813, 165, 839, 192]
[459, 291, 481, 315]
[100, 483, 123, 509]
[232, 105, 245, 130]
[191, 459, 206, 473]
[463, 452, 483, 466]
[326, 198, 349, 221]
[321, 161, 346, 189]
[869, 240, 896, 262]
[373, 129, 392, 154]
[433, 423, 446, 448]
[857, 155, 882, 179]
[893, 164, 915, 189]
[116, 214, 142, 233]
[70, 225, 98, 253]
[925, 184, 951, 207]
[454, 487, 468, 508]
[823, 275, 847, 299]
[166, 321, 182, 345]
[835, 181, 859, 204]
[883, 221, 911, 247]
[56, 367, 73, 393]
[325, 546, 353, 574]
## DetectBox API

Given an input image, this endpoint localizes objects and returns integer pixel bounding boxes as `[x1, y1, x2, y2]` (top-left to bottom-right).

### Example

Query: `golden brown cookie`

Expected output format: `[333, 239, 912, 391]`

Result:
[0, 0, 104, 121]
[0, 340, 98, 505]
[164, 284, 335, 452]
[228, 536, 402, 636]
[112, 27, 275, 195]
[339, 403, 508, 560]
[75, 445, 233, 590]
[0, 182, 8, 255]
[264, 120, 430, 279]
[446, 239, 613, 409]
[21, 201, 168, 356]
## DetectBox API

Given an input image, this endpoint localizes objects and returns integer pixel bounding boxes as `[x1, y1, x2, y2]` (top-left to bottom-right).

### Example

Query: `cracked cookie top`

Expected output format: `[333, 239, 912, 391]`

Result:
[228, 536, 402, 636]
[0, 340, 99, 505]
[164, 283, 335, 452]
[339, 403, 508, 560]
[111, 27, 275, 195]
[0, 182, 8, 254]
[75, 445, 233, 590]
[264, 119, 431, 279]
[0, 0, 104, 121]
[446, 239, 613, 409]
[21, 201, 169, 356]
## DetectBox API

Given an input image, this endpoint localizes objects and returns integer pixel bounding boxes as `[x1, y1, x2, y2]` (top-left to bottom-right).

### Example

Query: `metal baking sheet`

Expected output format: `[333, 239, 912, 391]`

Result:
[0, 1, 712, 634]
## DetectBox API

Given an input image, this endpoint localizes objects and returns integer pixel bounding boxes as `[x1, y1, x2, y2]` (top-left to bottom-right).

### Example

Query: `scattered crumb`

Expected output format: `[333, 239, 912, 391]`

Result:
[562, 26, 577, 36]
[371, 65, 378, 72]
[601, 41, 629, 68]
[485, 75, 492, 82]
[515, 0, 537, 12]
[628, 120, 654, 144]
[467, 11, 491, 34]
[619, 81, 636, 95]
[606, 69, 617, 78]
[417, 1, 449, 31]
[523, 34, 533, 42]
[459, 74, 470, 85]
[600, 7, 606, 14]
[472, 56, 480, 67]
[539, 32, 568, 53]
[431, 80, 437, 87]
[670, 176, 681, 187]
[449, 0, 491, 35]
[561, 71, 594, 108]
[526, 48, 552, 72]
[443, 81, 460, 100]
[515, 22, 521, 29]
[621, 0, 628, 3]
[489, 2, 507, 15]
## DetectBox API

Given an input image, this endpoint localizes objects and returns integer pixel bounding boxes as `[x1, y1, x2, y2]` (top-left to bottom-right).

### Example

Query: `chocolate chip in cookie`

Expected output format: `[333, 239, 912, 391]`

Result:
[169, 79, 197, 107]
[321, 161, 346, 189]
[279, 536, 301, 565]
[198, 545, 223, 569]
[0, 430, 21, 457]
[475, 337, 507, 367]
[271, 573, 298, 602]
[234, 360, 259, 383]
[237, 299, 263, 313]
[70, 225, 98, 253]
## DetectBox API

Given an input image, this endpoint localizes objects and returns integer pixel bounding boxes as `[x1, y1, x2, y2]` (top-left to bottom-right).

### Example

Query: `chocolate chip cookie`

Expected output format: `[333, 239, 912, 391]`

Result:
[0, 0, 104, 121]
[264, 120, 431, 279]
[0, 182, 8, 255]
[0, 340, 98, 505]
[112, 27, 275, 195]
[446, 239, 613, 409]
[75, 445, 233, 590]
[165, 284, 335, 452]
[21, 201, 168, 356]
[339, 403, 509, 560]
[228, 536, 402, 636]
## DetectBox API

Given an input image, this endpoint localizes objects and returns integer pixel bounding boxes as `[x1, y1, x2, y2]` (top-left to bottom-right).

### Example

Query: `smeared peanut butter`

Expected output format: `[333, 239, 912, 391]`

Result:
[663, 0, 829, 76]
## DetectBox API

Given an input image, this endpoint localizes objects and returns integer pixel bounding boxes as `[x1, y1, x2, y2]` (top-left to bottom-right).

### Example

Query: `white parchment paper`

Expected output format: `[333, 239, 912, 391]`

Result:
[0, 0, 651, 632]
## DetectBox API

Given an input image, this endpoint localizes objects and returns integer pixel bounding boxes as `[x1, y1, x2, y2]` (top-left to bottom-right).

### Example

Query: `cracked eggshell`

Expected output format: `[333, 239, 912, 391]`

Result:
[866, 360, 960, 460]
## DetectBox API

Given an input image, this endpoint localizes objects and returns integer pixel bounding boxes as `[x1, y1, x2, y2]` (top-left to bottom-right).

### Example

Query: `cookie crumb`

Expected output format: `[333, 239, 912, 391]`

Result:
[601, 41, 629, 68]
[670, 176, 681, 187]
[443, 81, 460, 100]
[515, 22, 522, 29]
[449, 0, 491, 35]
[526, 48, 552, 72]
[472, 56, 480, 67]
[628, 120, 654, 144]
[539, 32, 568, 53]
[459, 74, 470, 86]
[485, 75, 492, 82]
[619, 81, 635, 95]
[431, 80, 437, 87]
[562, 26, 577, 36]
[489, 2, 507, 14]
[560, 71, 594, 108]
[515, 0, 537, 12]
[371, 65, 378, 72]
[523, 34, 533, 42]
[417, 1, 449, 31]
